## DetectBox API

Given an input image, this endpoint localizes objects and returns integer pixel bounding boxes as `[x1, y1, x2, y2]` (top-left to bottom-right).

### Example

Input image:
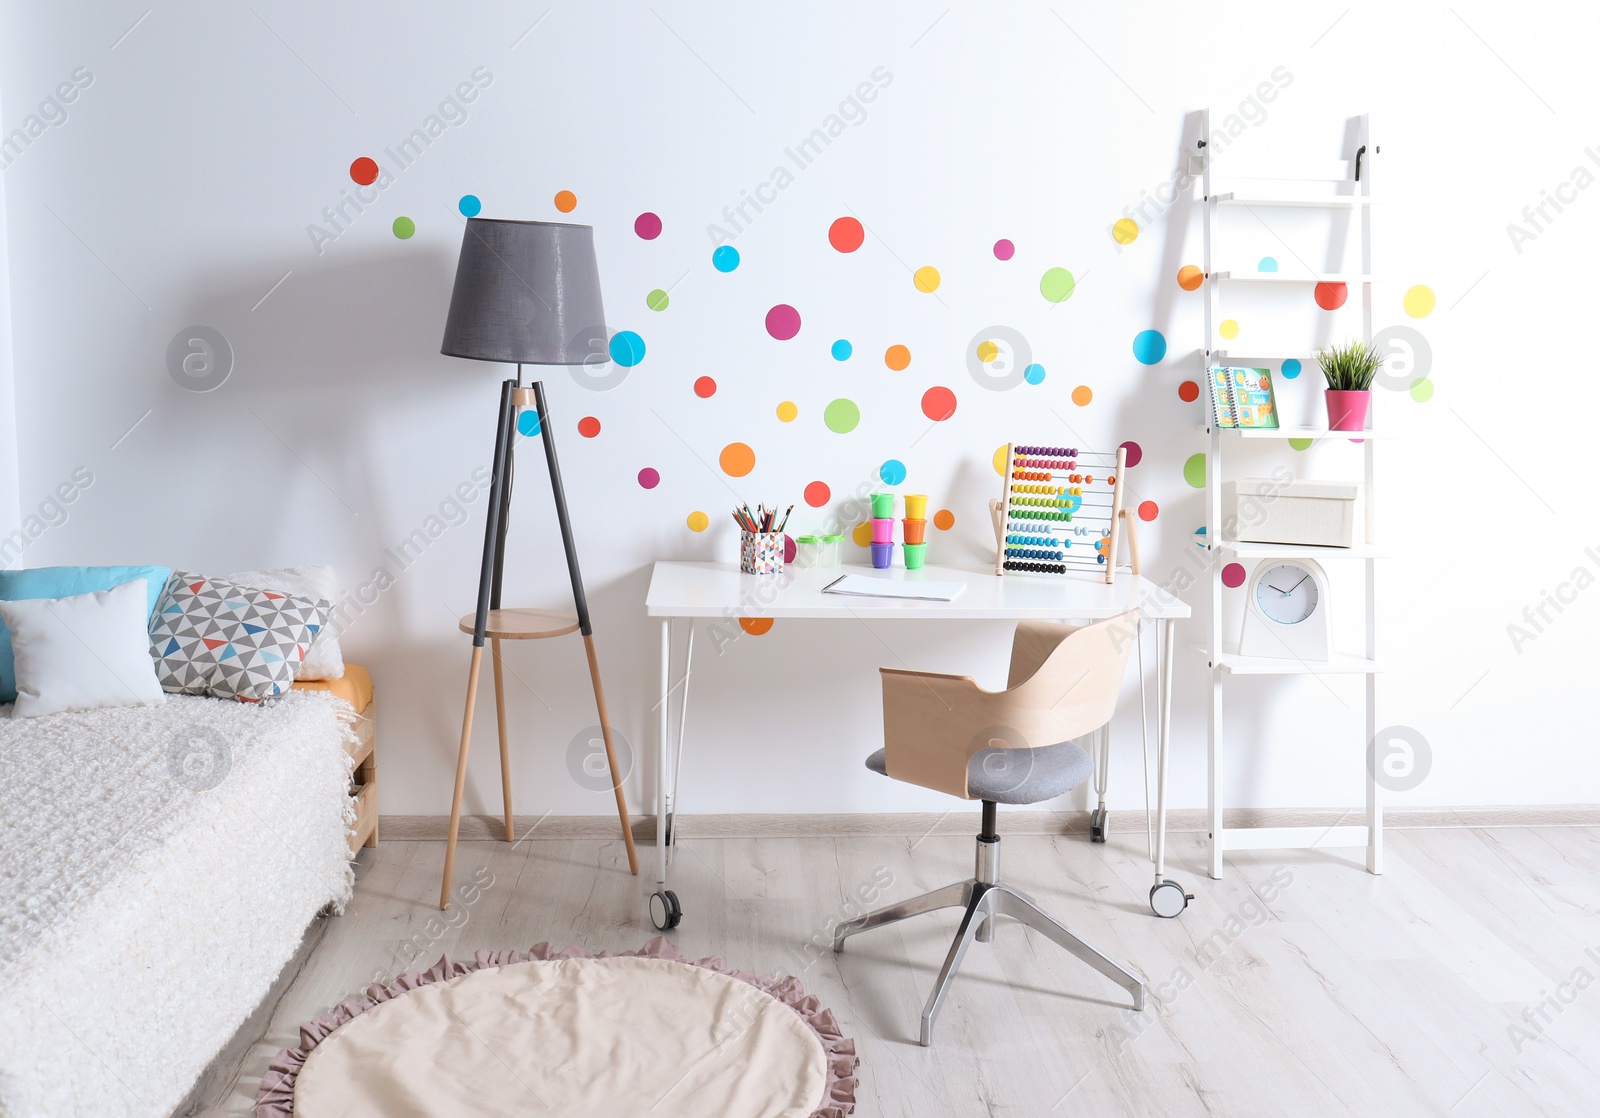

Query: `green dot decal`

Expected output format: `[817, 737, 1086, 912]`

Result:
[647, 288, 670, 311]
[1409, 377, 1434, 402]
[823, 398, 861, 434]
[1183, 452, 1206, 488]
[1289, 437, 1313, 451]
[392, 216, 415, 239]
[1040, 267, 1075, 303]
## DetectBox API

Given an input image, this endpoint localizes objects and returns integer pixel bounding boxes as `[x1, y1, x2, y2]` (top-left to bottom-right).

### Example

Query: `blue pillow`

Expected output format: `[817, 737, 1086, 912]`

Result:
[0, 565, 170, 703]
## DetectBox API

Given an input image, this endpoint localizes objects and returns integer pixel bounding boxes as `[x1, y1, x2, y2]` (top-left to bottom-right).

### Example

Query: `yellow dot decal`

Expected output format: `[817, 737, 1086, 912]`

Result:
[1403, 284, 1435, 318]
[977, 339, 999, 363]
[914, 266, 941, 293]
[776, 401, 799, 422]
[1112, 218, 1139, 245]
[687, 511, 709, 532]
[1219, 319, 1240, 340]
[851, 521, 873, 547]
[993, 444, 1008, 476]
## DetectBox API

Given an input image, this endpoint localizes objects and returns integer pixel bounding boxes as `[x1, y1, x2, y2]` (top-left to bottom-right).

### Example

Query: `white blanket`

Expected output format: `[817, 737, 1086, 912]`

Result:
[0, 692, 355, 1118]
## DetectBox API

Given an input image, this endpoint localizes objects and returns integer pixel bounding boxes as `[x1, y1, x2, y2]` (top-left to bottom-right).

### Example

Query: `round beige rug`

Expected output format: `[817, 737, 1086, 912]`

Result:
[257, 939, 857, 1118]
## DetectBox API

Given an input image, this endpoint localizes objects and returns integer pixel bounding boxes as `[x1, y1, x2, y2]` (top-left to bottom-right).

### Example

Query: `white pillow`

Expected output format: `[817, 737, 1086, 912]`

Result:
[0, 579, 166, 718]
[225, 566, 344, 680]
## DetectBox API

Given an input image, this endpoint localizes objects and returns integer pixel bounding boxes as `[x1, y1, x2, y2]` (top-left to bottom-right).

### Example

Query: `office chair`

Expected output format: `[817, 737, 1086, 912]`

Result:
[834, 614, 1146, 1045]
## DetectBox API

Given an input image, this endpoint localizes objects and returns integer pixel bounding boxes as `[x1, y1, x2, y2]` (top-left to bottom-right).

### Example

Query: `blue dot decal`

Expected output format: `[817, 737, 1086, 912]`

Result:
[1024, 363, 1046, 385]
[1282, 358, 1302, 379]
[1132, 329, 1167, 365]
[712, 245, 740, 272]
[458, 194, 482, 217]
[517, 409, 541, 437]
[1258, 256, 1278, 272]
[609, 330, 646, 367]
[831, 339, 852, 361]
[879, 459, 907, 486]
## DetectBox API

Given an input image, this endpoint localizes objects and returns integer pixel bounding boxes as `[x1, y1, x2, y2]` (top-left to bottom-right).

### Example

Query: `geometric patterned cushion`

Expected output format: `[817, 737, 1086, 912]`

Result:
[147, 570, 330, 702]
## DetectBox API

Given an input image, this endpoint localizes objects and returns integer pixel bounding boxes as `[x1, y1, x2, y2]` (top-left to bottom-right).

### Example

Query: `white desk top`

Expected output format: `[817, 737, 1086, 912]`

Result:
[646, 561, 1191, 621]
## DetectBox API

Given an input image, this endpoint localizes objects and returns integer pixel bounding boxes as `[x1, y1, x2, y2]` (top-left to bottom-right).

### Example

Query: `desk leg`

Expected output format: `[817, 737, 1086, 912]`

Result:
[1148, 619, 1192, 918]
[651, 618, 684, 930]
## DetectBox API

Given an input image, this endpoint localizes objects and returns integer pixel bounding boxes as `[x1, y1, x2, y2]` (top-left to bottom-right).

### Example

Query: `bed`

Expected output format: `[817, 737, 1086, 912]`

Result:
[0, 680, 362, 1118]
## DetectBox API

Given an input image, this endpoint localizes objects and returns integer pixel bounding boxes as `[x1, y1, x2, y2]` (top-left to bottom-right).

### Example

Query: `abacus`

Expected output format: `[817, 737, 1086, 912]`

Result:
[990, 443, 1140, 584]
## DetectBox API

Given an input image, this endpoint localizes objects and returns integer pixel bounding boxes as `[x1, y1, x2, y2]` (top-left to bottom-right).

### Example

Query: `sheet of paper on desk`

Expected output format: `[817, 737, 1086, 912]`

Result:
[821, 574, 967, 602]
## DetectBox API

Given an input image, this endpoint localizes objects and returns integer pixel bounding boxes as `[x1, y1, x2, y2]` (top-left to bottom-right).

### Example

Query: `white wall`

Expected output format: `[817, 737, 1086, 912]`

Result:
[0, 71, 18, 542]
[2, 1, 1596, 820]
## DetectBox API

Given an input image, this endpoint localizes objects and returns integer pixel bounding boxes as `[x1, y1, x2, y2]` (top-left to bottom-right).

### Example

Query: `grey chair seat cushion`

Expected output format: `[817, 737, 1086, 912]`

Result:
[865, 740, 1093, 805]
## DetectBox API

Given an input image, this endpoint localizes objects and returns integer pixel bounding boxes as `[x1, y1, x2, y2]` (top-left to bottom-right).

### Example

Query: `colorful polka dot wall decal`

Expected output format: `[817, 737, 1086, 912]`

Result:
[1178, 380, 1200, 402]
[1281, 358, 1302, 380]
[992, 444, 1008, 475]
[921, 386, 957, 421]
[1288, 437, 1313, 451]
[776, 400, 798, 422]
[694, 376, 716, 398]
[634, 212, 662, 240]
[1219, 319, 1240, 340]
[804, 480, 831, 507]
[1177, 265, 1204, 291]
[739, 617, 773, 636]
[1071, 385, 1093, 406]
[1132, 329, 1167, 365]
[517, 410, 541, 437]
[852, 521, 872, 548]
[828, 216, 864, 253]
[765, 304, 801, 341]
[1119, 440, 1142, 467]
[638, 467, 660, 489]
[976, 340, 999, 363]
[1410, 377, 1435, 402]
[993, 239, 1015, 261]
[1112, 218, 1139, 245]
[392, 216, 415, 239]
[719, 442, 755, 477]
[933, 509, 955, 530]
[1024, 363, 1046, 385]
[1183, 452, 1206, 488]
[879, 459, 907, 485]
[831, 339, 852, 361]
[647, 288, 670, 312]
[884, 345, 911, 371]
[1138, 500, 1159, 522]
[1404, 284, 1435, 318]
[712, 245, 740, 272]
[1314, 282, 1348, 310]
[610, 330, 646, 367]
[783, 535, 797, 563]
[1221, 562, 1247, 589]
[914, 266, 941, 293]
[823, 398, 860, 433]
[458, 194, 481, 217]
[350, 157, 379, 185]
[578, 416, 601, 438]
[1258, 256, 1278, 273]
[554, 190, 577, 213]
[1040, 267, 1075, 303]
[687, 510, 709, 532]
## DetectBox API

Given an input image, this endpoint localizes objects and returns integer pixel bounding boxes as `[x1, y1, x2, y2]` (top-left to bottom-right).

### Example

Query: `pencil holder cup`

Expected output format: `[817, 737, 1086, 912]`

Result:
[901, 518, 927, 545]
[870, 492, 896, 519]
[740, 530, 785, 575]
[870, 517, 895, 545]
[903, 543, 927, 570]
[870, 542, 895, 569]
[903, 493, 929, 520]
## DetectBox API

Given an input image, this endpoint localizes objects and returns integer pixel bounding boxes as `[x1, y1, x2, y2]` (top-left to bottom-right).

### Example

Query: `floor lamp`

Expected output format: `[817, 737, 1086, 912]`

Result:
[436, 217, 638, 910]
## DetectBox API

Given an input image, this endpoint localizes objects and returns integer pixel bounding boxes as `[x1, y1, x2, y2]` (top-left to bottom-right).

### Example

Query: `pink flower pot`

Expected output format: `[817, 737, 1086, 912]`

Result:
[1325, 390, 1371, 432]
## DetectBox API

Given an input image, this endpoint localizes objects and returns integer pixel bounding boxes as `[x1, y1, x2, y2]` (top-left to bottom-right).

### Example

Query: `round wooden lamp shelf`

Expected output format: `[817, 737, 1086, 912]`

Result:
[458, 608, 581, 641]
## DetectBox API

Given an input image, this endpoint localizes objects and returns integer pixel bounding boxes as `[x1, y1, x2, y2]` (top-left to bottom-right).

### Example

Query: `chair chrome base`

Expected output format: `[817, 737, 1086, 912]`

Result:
[832, 835, 1145, 1046]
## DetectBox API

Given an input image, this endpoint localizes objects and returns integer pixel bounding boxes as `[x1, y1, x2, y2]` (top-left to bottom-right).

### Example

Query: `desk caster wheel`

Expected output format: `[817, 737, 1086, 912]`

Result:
[1149, 880, 1192, 919]
[1089, 806, 1108, 844]
[649, 889, 682, 931]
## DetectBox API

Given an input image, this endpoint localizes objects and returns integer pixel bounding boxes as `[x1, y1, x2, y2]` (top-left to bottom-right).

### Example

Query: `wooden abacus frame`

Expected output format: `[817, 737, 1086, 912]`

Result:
[992, 443, 1140, 584]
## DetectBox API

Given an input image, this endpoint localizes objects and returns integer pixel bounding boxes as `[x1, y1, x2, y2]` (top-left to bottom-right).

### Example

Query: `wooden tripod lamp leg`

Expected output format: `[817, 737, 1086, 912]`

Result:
[441, 645, 485, 909]
[584, 632, 639, 875]
[491, 638, 515, 842]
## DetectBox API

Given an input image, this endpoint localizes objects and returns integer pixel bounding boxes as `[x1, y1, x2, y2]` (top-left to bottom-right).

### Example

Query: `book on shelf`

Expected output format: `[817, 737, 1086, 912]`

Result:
[1208, 366, 1279, 429]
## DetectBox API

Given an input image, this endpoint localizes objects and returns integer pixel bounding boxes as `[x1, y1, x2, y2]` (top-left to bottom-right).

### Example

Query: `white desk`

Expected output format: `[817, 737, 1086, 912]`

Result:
[643, 561, 1192, 927]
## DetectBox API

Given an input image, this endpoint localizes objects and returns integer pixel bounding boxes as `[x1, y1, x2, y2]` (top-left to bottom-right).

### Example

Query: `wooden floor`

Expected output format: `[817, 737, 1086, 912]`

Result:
[186, 823, 1600, 1117]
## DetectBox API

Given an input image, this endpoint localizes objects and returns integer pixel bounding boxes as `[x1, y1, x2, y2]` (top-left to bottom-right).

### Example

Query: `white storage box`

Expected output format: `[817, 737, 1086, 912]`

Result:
[1223, 478, 1359, 547]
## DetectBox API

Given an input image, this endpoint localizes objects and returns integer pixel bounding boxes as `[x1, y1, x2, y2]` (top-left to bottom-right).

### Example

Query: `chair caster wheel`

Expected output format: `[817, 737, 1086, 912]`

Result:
[1149, 879, 1192, 919]
[1089, 805, 1108, 843]
[649, 889, 682, 930]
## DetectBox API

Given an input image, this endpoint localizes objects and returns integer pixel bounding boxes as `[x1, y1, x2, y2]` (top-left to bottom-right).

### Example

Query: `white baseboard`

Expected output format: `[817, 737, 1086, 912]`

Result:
[381, 804, 1600, 842]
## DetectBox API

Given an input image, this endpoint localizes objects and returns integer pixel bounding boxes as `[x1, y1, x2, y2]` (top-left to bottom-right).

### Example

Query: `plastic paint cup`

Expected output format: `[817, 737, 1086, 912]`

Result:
[903, 493, 929, 520]
[870, 492, 896, 519]
[903, 543, 927, 570]
[870, 542, 894, 569]
[901, 518, 927, 545]
[871, 517, 895, 544]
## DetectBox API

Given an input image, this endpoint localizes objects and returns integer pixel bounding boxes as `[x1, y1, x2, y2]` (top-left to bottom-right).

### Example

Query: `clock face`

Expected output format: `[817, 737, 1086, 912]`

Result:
[1255, 563, 1319, 625]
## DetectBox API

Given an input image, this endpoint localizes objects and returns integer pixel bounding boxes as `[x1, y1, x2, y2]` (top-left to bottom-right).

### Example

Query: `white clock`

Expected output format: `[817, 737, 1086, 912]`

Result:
[1238, 560, 1331, 661]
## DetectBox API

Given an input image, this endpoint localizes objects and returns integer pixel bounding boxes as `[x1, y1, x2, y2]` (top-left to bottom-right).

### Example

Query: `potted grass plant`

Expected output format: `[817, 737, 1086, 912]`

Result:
[1316, 340, 1382, 431]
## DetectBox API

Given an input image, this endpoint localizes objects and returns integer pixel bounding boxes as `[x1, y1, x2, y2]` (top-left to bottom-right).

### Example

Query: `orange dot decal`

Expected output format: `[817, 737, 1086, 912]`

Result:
[738, 617, 773, 636]
[933, 509, 955, 531]
[577, 416, 601, 438]
[1177, 264, 1203, 291]
[694, 376, 716, 398]
[1138, 500, 1159, 521]
[921, 386, 957, 421]
[885, 345, 911, 371]
[1178, 380, 1200, 402]
[1071, 385, 1093, 406]
[554, 190, 577, 213]
[828, 216, 865, 253]
[350, 157, 379, 186]
[719, 441, 756, 477]
[804, 480, 831, 507]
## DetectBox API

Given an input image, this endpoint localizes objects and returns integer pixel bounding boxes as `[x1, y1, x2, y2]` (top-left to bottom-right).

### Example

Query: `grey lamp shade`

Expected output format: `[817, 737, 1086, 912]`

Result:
[440, 218, 608, 365]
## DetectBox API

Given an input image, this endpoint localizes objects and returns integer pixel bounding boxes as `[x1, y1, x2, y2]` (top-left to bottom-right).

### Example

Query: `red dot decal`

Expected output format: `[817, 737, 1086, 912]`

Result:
[828, 217, 865, 253]
[1221, 562, 1247, 588]
[1119, 440, 1143, 468]
[804, 481, 831, 507]
[1314, 282, 1348, 310]
[921, 386, 957, 421]
[634, 212, 662, 240]
[577, 416, 601, 438]
[349, 157, 378, 185]
[694, 376, 716, 398]
[1179, 380, 1200, 402]
[1138, 500, 1159, 522]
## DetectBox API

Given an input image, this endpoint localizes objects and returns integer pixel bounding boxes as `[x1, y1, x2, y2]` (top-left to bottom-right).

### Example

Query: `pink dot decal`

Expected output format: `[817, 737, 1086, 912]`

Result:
[1119, 440, 1142, 468]
[634, 212, 662, 240]
[1221, 562, 1247, 588]
[765, 304, 801, 341]
[921, 386, 957, 421]
[638, 467, 660, 489]
[805, 481, 831, 507]
[783, 534, 797, 563]
[993, 239, 1015, 261]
